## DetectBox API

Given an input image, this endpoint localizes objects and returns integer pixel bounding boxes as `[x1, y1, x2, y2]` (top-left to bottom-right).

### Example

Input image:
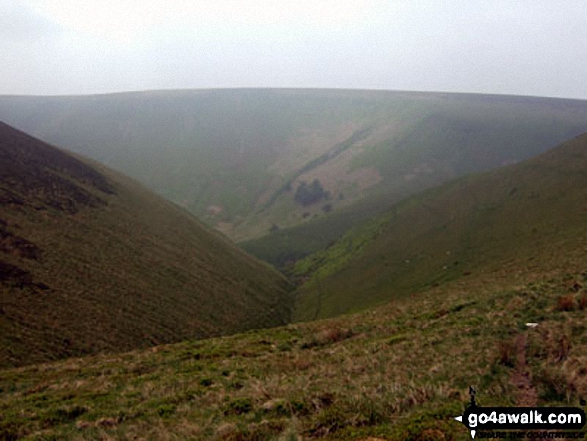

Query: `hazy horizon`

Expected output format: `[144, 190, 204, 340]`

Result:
[4, 86, 587, 101]
[2, 0, 587, 99]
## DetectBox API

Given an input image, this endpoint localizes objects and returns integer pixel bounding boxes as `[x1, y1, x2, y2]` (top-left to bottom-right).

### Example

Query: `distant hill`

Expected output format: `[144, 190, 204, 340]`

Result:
[0, 122, 292, 367]
[293, 132, 587, 320]
[1, 89, 587, 257]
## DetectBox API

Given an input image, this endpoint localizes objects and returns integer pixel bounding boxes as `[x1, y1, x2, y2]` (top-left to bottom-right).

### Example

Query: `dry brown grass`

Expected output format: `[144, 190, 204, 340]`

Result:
[497, 339, 516, 368]
[556, 294, 577, 311]
[315, 326, 354, 345]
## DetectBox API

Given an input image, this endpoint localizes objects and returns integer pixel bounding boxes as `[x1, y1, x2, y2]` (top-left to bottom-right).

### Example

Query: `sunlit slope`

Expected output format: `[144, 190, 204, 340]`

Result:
[1, 90, 587, 244]
[239, 192, 394, 269]
[294, 132, 587, 320]
[0, 122, 292, 368]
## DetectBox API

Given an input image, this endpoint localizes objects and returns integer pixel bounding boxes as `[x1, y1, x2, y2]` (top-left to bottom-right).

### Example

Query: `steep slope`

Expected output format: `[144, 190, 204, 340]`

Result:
[1, 89, 586, 249]
[0, 122, 292, 368]
[294, 132, 587, 319]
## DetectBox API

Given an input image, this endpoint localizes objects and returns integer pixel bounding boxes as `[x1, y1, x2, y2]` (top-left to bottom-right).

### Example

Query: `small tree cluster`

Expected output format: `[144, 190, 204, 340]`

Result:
[294, 179, 330, 206]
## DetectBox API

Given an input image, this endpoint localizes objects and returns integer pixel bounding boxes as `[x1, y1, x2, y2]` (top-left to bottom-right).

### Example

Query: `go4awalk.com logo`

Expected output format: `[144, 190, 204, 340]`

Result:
[454, 388, 586, 439]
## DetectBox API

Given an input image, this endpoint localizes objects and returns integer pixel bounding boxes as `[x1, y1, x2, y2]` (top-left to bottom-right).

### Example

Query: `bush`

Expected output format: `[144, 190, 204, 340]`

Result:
[156, 404, 176, 418]
[225, 397, 253, 415]
[294, 179, 330, 206]
[301, 327, 353, 349]
[199, 378, 213, 387]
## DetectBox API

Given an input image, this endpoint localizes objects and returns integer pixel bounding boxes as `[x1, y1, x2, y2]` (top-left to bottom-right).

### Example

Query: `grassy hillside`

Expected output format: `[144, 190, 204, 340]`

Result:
[239, 193, 394, 269]
[1, 90, 587, 249]
[1, 259, 586, 440]
[1, 121, 587, 441]
[294, 132, 587, 320]
[0, 122, 292, 368]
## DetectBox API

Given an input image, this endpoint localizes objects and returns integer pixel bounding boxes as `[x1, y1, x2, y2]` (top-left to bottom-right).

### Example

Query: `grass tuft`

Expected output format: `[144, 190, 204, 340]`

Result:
[557, 294, 578, 311]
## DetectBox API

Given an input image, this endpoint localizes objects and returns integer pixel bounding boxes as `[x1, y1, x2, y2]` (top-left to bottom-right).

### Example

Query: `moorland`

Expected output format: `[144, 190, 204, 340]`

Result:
[0, 89, 586, 440]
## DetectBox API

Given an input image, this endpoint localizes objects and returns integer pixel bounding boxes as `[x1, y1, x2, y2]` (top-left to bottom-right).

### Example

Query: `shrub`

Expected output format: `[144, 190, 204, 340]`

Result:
[225, 397, 253, 415]
[301, 327, 353, 349]
[294, 179, 330, 206]
[156, 404, 176, 418]
[199, 378, 213, 387]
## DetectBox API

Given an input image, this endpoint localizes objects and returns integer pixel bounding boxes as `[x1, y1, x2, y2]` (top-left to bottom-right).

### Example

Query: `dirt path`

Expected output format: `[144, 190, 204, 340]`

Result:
[511, 333, 538, 406]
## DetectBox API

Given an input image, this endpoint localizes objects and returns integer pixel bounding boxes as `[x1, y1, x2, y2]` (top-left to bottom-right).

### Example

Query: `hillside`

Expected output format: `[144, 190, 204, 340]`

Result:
[293, 132, 587, 320]
[0, 122, 292, 368]
[1, 125, 587, 441]
[1, 262, 586, 440]
[1, 90, 587, 254]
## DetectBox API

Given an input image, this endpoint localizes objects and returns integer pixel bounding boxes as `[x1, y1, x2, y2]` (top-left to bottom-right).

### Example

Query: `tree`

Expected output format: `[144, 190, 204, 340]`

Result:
[294, 179, 329, 206]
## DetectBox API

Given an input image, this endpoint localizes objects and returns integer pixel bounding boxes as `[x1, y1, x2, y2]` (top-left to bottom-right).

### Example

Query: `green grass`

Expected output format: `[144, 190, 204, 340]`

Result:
[2, 126, 587, 440]
[239, 192, 393, 270]
[291, 215, 388, 283]
[293, 132, 587, 320]
[1, 93, 587, 440]
[1, 263, 586, 440]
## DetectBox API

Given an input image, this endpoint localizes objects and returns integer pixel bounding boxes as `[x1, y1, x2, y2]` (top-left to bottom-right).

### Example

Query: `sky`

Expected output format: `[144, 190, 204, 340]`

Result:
[1, 0, 587, 98]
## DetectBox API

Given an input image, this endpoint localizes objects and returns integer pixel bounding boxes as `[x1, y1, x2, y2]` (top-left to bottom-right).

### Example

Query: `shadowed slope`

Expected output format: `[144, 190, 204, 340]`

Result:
[0, 122, 292, 367]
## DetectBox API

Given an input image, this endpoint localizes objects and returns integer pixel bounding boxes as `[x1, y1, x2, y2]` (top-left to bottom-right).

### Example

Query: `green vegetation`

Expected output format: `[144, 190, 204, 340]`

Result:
[1, 96, 587, 440]
[258, 127, 372, 213]
[0, 123, 292, 368]
[294, 132, 587, 320]
[1, 264, 586, 440]
[239, 193, 393, 270]
[292, 216, 388, 284]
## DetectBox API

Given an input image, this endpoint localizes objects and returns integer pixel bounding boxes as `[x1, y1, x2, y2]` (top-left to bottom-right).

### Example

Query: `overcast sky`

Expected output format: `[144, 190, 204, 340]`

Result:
[1, 0, 586, 98]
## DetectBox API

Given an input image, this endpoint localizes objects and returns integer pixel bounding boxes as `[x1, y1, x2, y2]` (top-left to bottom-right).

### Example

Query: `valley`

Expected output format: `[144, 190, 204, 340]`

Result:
[1, 90, 586, 440]
[4, 0, 587, 438]
[1, 90, 587, 253]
